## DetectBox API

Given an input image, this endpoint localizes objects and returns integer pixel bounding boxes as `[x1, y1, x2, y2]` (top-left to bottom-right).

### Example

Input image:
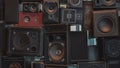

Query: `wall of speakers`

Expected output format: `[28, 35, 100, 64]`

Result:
[43, 0, 59, 24]
[7, 27, 43, 56]
[93, 9, 119, 37]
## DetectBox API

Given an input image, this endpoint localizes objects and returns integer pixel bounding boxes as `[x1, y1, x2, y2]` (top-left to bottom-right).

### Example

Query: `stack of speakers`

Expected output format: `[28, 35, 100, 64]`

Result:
[0, 0, 120, 68]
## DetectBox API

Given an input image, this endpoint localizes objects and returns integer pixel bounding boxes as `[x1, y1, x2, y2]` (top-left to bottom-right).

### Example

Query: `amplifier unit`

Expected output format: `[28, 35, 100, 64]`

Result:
[7, 27, 43, 56]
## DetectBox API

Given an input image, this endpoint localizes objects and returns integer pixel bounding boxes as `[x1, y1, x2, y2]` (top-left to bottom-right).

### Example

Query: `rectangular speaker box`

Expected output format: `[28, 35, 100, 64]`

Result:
[43, 0, 59, 24]
[107, 61, 120, 68]
[94, 0, 120, 8]
[7, 27, 43, 56]
[44, 26, 90, 65]
[93, 9, 119, 37]
[83, 1, 93, 30]
[2, 56, 24, 68]
[103, 37, 120, 61]
[78, 61, 106, 68]
[0, 23, 6, 53]
[4, 0, 19, 24]
[67, 0, 83, 8]
[61, 8, 83, 24]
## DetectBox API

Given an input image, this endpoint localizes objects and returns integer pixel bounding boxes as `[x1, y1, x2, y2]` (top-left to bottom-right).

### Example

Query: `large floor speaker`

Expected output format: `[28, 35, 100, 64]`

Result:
[67, 0, 83, 8]
[78, 62, 106, 68]
[2, 56, 24, 68]
[103, 37, 120, 61]
[93, 9, 119, 37]
[44, 25, 92, 65]
[0, 23, 6, 53]
[43, 0, 59, 24]
[94, 0, 119, 8]
[4, 0, 19, 24]
[7, 27, 43, 56]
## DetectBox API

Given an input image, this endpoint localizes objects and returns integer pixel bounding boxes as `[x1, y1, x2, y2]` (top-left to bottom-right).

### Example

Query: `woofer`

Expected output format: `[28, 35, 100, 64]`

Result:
[97, 17, 113, 33]
[102, 0, 115, 6]
[44, 2, 58, 14]
[69, 0, 81, 6]
[48, 42, 65, 62]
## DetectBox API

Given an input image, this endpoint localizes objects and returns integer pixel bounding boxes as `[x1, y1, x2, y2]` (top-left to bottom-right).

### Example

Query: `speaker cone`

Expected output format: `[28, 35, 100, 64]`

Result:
[13, 33, 31, 50]
[97, 17, 113, 33]
[102, 0, 115, 6]
[69, 0, 81, 6]
[44, 2, 58, 14]
[9, 63, 22, 68]
[105, 38, 120, 58]
[48, 42, 64, 62]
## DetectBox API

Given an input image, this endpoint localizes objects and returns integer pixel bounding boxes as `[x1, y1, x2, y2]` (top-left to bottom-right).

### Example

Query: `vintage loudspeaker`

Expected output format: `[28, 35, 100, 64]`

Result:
[67, 0, 82, 8]
[93, 9, 119, 37]
[2, 56, 24, 68]
[43, 0, 59, 24]
[31, 62, 44, 68]
[44, 25, 90, 65]
[61, 8, 83, 24]
[78, 61, 106, 68]
[18, 2, 43, 27]
[83, 1, 93, 30]
[7, 27, 43, 56]
[4, 0, 19, 24]
[94, 0, 119, 8]
[103, 37, 120, 61]
[0, 23, 6, 53]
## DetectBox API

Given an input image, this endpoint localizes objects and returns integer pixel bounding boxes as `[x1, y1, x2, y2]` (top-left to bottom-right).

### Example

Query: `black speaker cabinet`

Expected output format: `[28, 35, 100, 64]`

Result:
[67, 0, 82, 8]
[107, 61, 120, 68]
[7, 27, 43, 56]
[78, 61, 106, 68]
[61, 8, 83, 24]
[44, 25, 90, 65]
[4, 0, 19, 24]
[83, 1, 93, 30]
[103, 37, 120, 61]
[0, 0, 3, 20]
[43, 0, 59, 24]
[93, 9, 119, 37]
[94, 0, 119, 8]
[2, 56, 24, 68]
[0, 23, 6, 53]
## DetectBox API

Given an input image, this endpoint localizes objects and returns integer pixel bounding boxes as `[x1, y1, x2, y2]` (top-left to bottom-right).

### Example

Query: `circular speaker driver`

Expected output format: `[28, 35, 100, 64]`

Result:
[102, 0, 115, 6]
[29, 3, 38, 13]
[48, 42, 65, 63]
[44, 2, 58, 14]
[13, 33, 31, 50]
[9, 63, 22, 68]
[97, 17, 113, 33]
[69, 0, 81, 6]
